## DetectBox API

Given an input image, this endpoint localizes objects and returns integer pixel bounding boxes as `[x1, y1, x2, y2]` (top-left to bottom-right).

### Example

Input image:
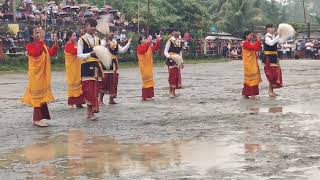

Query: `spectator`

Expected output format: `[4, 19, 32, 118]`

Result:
[230, 48, 238, 60]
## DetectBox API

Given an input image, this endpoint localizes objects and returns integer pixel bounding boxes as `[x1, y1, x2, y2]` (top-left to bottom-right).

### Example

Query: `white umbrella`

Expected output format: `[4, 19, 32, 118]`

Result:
[79, 4, 90, 8]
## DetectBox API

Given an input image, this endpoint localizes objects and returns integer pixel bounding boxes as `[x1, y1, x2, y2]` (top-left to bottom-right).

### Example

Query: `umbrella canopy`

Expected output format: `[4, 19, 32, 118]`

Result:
[90, 8, 101, 12]
[62, 6, 71, 10]
[205, 36, 241, 41]
[109, 10, 117, 14]
[71, 6, 80, 9]
[211, 32, 232, 36]
[100, 8, 108, 11]
[58, 12, 68, 15]
[79, 4, 90, 8]
[47, 1, 55, 5]
[104, 5, 112, 9]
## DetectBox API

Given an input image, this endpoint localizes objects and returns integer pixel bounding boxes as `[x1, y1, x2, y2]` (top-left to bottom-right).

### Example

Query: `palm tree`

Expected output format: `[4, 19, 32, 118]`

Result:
[210, 0, 264, 35]
[316, 16, 320, 25]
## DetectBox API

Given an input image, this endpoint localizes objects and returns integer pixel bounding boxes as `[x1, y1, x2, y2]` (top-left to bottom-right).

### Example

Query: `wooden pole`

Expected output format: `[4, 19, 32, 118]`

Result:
[12, 0, 16, 22]
[138, 0, 140, 35]
[147, 0, 150, 35]
[302, 0, 307, 24]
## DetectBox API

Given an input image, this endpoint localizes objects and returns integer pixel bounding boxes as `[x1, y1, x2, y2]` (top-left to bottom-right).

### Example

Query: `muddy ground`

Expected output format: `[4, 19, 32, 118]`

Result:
[0, 60, 320, 180]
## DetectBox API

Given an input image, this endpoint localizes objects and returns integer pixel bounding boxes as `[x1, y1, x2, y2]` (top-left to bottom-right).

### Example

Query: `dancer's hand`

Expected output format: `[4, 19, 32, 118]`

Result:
[256, 33, 261, 41]
[90, 52, 97, 58]
[155, 34, 162, 41]
[52, 34, 58, 44]
[128, 38, 132, 43]
[39, 28, 45, 41]
[146, 36, 152, 43]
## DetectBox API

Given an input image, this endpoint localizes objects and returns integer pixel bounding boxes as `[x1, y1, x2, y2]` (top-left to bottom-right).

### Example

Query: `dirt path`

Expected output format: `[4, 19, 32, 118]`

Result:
[0, 60, 320, 179]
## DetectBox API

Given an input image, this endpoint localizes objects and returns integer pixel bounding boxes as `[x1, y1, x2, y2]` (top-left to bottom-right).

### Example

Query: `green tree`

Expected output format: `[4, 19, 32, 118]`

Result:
[208, 0, 288, 36]
[209, 0, 265, 36]
[108, 0, 210, 37]
[316, 16, 320, 25]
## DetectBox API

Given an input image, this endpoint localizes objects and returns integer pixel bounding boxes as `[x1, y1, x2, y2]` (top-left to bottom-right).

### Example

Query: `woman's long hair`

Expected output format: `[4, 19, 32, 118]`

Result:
[65, 31, 74, 43]
[28, 26, 37, 42]
[243, 30, 252, 40]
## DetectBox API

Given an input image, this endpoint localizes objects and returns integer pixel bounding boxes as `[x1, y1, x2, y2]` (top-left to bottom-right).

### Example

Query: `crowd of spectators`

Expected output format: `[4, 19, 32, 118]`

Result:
[278, 39, 320, 60]
[202, 39, 242, 60]
[200, 38, 320, 61]
[0, 0, 134, 54]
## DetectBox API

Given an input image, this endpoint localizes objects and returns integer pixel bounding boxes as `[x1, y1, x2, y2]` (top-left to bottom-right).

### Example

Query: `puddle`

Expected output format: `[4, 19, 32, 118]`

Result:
[0, 130, 244, 179]
[284, 166, 320, 180]
[249, 103, 320, 115]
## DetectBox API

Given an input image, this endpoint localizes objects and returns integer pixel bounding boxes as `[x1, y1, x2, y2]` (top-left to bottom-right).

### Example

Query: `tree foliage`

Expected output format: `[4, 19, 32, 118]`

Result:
[105, 0, 210, 38]
[316, 16, 320, 26]
[208, 0, 288, 36]
[10, 0, 317, 37]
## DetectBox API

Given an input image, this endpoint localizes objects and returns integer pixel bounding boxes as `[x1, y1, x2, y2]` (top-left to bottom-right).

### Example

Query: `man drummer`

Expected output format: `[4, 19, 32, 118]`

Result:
[100, 32, 131, 105]
[77, 18, 102, 120]
[263, 24, 283, 97]
[164, 29, 183, 97]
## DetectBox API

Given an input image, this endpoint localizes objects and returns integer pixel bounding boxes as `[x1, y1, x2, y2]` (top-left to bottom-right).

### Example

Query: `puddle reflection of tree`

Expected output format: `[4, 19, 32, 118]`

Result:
[244, 118, 282, 168]
[0, 130, 182, 179]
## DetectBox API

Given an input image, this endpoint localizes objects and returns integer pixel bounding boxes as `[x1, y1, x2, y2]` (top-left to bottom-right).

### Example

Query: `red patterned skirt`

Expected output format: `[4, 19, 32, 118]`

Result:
[33, 103, 50, 121]
[242, 84, 259, 96]
[82, 80, 99, 113]
[142, 87, 154, 99]
[168, 67, 182, 89]
[68, 94, 85, 106]
[100, 73, 118, 98]
[264, 66, 283, 89]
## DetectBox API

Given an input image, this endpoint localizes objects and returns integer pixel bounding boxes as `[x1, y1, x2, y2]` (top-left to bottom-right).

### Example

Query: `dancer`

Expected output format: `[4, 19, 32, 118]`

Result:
[264, 24, 283, 97]
[77, 18, 102, 120]
[64, 31, 85, 108]
[242, 31, 262, 98]
[21, 26, 58, 127]
[164, 29, 183, 97]
[137, 35, 161, 101]
[100, 33, 131, 105]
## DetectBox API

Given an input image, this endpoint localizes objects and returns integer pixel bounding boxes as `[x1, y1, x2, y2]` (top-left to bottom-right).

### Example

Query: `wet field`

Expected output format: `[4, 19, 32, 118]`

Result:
[0, 60, 320, 179]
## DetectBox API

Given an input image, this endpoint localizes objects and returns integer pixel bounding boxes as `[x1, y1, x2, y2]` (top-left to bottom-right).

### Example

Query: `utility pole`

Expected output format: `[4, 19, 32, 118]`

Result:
[11, 0, 16, 22]
[147, 0, 150, 36]
[307, 22, 310, 40]
[302, 0, 307, 24]
[138, 0, 140, 35]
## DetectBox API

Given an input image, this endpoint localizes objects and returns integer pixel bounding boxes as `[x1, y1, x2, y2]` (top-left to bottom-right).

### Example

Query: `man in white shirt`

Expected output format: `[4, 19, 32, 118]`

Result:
[305, 41, 312, 59]
[263, 24, 283, 97]
[77, 18, 102, 121]
[164, 29, 183, 97]
[99, 32, 131, 105]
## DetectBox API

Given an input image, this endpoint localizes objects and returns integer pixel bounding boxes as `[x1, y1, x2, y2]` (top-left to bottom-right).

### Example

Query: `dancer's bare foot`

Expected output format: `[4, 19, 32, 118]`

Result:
[76, 104, 84, 108]
[109, 100, 117, 104]
[68, 105, 74, 109]
[250, 95, 258, 99]
[169, 93, 175, 98]
[86, 113, 96, 120]
[33, 120, 49, 127]
[89, 115, 97, 121]
[142, 98, 152, 101]
[100, 101, 105, 106]
[269, 93, 277, 97]
[242, 95, 249, 99]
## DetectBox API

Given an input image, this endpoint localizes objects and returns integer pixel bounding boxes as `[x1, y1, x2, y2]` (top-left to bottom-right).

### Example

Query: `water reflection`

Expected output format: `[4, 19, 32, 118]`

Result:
[0, 130, 243, 179]
[249, 104, 320, 115]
